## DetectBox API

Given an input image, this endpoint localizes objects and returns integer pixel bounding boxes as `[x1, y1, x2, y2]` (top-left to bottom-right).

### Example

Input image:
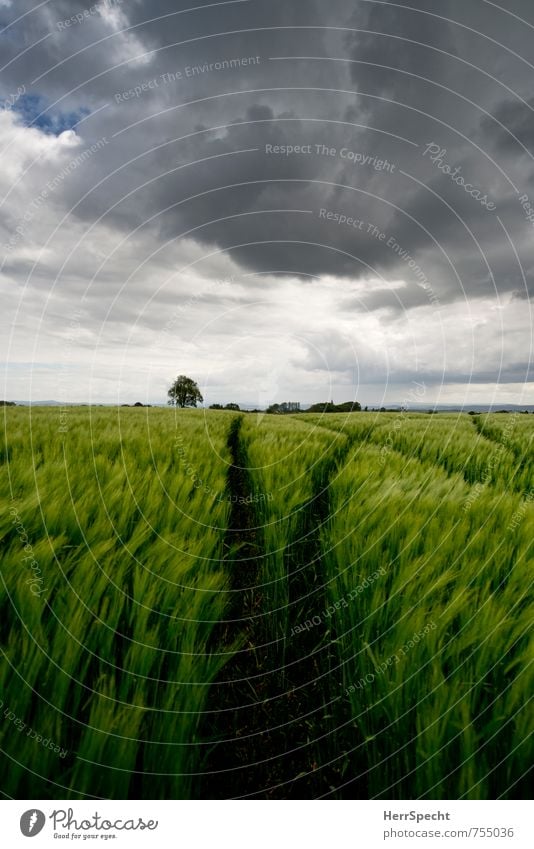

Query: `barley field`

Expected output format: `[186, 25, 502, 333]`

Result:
[1, 406, 532, 799]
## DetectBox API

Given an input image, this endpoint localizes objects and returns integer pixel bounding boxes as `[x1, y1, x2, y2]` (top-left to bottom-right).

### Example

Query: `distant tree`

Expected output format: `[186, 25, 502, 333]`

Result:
[307, 402, 332, 413]
[225, 403, 240, 411]
[335, 401, 362, 413]
[267, 401, 300, 414]
[167, 375, 203, 408]
[133, 401, 144, 407]
[0, 401, 15, 406]
[209, 403, 224, 410]
[308, 400, 361, 413]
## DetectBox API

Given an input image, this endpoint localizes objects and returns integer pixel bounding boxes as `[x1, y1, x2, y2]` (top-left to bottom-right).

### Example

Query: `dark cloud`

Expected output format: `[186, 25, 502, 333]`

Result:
[3, 0, 532, 298]
[481, 95, 534, 155]
[345, 0, 458, 102]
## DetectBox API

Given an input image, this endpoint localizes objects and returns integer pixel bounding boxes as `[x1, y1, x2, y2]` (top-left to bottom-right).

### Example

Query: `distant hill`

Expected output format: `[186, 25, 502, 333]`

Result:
[386, 403, 534, 413]
[8, 400, 534, 413]
[12, 400, 70, 406]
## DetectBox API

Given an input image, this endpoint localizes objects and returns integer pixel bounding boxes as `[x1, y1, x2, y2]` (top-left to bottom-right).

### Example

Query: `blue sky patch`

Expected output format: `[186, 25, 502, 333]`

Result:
[10, 92, 90, 135]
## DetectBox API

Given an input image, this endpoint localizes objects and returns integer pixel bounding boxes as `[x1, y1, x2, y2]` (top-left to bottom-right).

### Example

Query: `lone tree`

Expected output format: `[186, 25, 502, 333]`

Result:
[167, 375, 203, 408]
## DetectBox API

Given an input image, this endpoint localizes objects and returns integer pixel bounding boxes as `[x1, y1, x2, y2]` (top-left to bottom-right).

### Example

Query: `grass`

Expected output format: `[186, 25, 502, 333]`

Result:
[1, 407, 532, 798]
[1, 407, 234, 798]
[320, 436, 533, 798]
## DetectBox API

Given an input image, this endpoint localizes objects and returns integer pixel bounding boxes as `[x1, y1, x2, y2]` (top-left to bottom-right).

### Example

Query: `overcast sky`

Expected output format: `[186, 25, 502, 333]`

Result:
[1, 0, 533, 406]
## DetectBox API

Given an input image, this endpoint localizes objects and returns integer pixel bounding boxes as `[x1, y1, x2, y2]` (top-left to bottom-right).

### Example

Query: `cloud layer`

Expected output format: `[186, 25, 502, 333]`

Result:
[1, 0, 533, 405]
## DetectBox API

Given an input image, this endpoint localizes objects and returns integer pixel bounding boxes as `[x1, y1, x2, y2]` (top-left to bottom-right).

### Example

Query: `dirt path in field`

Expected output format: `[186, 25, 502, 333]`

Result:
[200, 419, 356, 799]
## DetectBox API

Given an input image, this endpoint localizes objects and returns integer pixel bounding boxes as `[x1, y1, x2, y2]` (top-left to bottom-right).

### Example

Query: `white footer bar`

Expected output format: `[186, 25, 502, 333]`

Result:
[1, 800, 531, 848]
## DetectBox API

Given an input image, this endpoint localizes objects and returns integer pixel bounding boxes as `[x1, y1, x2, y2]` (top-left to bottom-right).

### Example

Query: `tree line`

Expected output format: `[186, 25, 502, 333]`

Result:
[167, 375, 362, 413]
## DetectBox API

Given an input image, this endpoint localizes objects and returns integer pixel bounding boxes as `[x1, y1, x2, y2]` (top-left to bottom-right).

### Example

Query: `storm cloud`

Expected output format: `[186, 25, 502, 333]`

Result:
[1, 0, 533, 404]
